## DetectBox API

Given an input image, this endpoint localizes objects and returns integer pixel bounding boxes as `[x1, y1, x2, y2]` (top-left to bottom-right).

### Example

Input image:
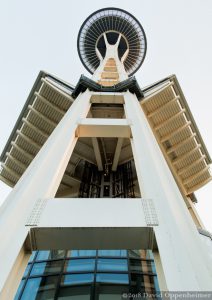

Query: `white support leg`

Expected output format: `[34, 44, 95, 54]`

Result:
[124, 91, 212, 291]
[0, 90, 92, 299]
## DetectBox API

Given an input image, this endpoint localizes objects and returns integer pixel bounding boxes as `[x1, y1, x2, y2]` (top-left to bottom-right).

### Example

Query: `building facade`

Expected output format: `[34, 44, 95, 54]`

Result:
[14, 250, 159, 299]
[0, 7, 212, 300]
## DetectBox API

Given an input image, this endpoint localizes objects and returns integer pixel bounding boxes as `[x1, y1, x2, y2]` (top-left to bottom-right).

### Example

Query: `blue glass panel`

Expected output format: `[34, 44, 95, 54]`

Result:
[36, 251, 50, 261]
[20, 276, 57, 300]
[23, 264, 31, 277]
[14, 279, 25, 300]
[30, 261, 62, 276]
[97, 259, 128, 272]
[146, 250, 154, 260]
[28, 251, 37, 263]
[153, 275, 160, 293]
[96, 273, 129, 284]
[62, 274, 94, 285]
[65, 259, 95, 272]
[67, 250, 96, 257]
[98, 250, 127, 257]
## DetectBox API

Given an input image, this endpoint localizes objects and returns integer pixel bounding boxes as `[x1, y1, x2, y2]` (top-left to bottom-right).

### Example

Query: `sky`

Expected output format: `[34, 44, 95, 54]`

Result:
[0, 0, 212, 231]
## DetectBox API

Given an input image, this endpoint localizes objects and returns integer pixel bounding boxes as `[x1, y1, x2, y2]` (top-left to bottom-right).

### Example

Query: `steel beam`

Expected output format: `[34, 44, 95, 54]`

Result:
[76, 118, 131, 138]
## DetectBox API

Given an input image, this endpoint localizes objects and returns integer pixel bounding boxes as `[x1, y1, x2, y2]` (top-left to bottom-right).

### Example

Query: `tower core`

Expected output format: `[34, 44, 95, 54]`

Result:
[0, 6, 212, 300]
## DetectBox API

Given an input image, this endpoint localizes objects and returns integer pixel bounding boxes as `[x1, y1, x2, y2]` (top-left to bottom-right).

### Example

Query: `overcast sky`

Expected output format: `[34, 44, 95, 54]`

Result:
[0, 0, 212, 231]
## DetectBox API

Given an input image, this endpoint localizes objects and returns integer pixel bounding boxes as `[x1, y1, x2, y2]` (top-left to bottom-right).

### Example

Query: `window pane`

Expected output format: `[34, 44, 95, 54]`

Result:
[58, 286, 91, 299]
[23, 264, 31, 277]
[130, 260, 155, 273]
[20, 276, 58, 300]
[98, 250, 127, 257]
[98, 285, 129, 300]
[36, 251, 50, 261]
[14, 279, 25, 300]
[36, 250, 65, 261]
[64, 259, 95, 272]
[67, 250, 96, 257]
[99, 295, 122, 300]
[128, 250, 141, 258]
[146, 250, 154, 260]
[97, 259, 128, 272]
[131, 274, 156, 292]
[96, 273, 129, 284]
[61, 274, 94, 285]
[29, 251, 37, 263]
[30, 261, 63, 276]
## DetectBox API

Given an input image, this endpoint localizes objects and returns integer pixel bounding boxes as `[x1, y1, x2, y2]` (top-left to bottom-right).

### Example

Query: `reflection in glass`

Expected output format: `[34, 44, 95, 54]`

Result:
[14, 280, 25, 300]
[58, 286, 91, 300]
[23, 264, 31, 277]
[96, 273, 129, 284]
[128, 250, 141, 258]
[98, 285, 129, 300]
[130, 259, 154, 273]
[64, 259, 95, 272]
[20, 276, 58, 300]
[131, 273, 156, 292]
[67, 250, 96, 257]
[36, 250, 65, 261]
[146, 250, 154, 260]
[97, 259, 128, 271]
[61, 273, 94, 285]
[28, 251, 36, 263]
[99, 295, 123, 300]
[31, 261, 62, 276]
[98, 250, 127, 257]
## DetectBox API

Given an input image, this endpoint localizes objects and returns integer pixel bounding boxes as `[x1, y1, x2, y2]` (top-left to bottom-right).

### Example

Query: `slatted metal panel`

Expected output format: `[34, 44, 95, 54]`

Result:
[141, 76, 211, 195]
[0, 73, 74, 192]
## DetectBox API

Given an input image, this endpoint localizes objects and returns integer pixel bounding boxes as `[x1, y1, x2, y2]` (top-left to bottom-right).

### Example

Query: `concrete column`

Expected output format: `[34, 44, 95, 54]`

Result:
[124, 90, 212, 291]
[0, 90, 92, 299]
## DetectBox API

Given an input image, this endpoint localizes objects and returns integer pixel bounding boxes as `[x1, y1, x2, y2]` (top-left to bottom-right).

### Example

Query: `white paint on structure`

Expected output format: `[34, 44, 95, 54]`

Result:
[0, 89, 92, 299]
[124, 90, 212, 290]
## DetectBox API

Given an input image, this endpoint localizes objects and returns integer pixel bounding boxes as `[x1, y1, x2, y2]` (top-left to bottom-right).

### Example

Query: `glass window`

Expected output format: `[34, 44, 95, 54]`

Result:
[97, 259, 128, 272]
[61, 274, 94, 285]
[98, 250, 127, 257]
[29, 251, 37, 263]
[130, 259, 155, 273]
[153, 276, 160, 293]
[36, 250, 65, 261]
[30, 260, 63, 276]
[58, 286, 91, 300]
[67, 250, 96, 257]
[128, 250, 141, 259]
[36, 251, 50, 261]
[64, 259, 95, 272]
[131, 274, 156, 292]
[20, 276, 58, 300]
[96, 273, 129, 284]
[146, 250, 154, 260]
[14, 279, 25, 300]
[98, 285, 129, 300]
[23, 264, 31, 277]
[99, 294, 123, 300]
[131, 273, 144, 287]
